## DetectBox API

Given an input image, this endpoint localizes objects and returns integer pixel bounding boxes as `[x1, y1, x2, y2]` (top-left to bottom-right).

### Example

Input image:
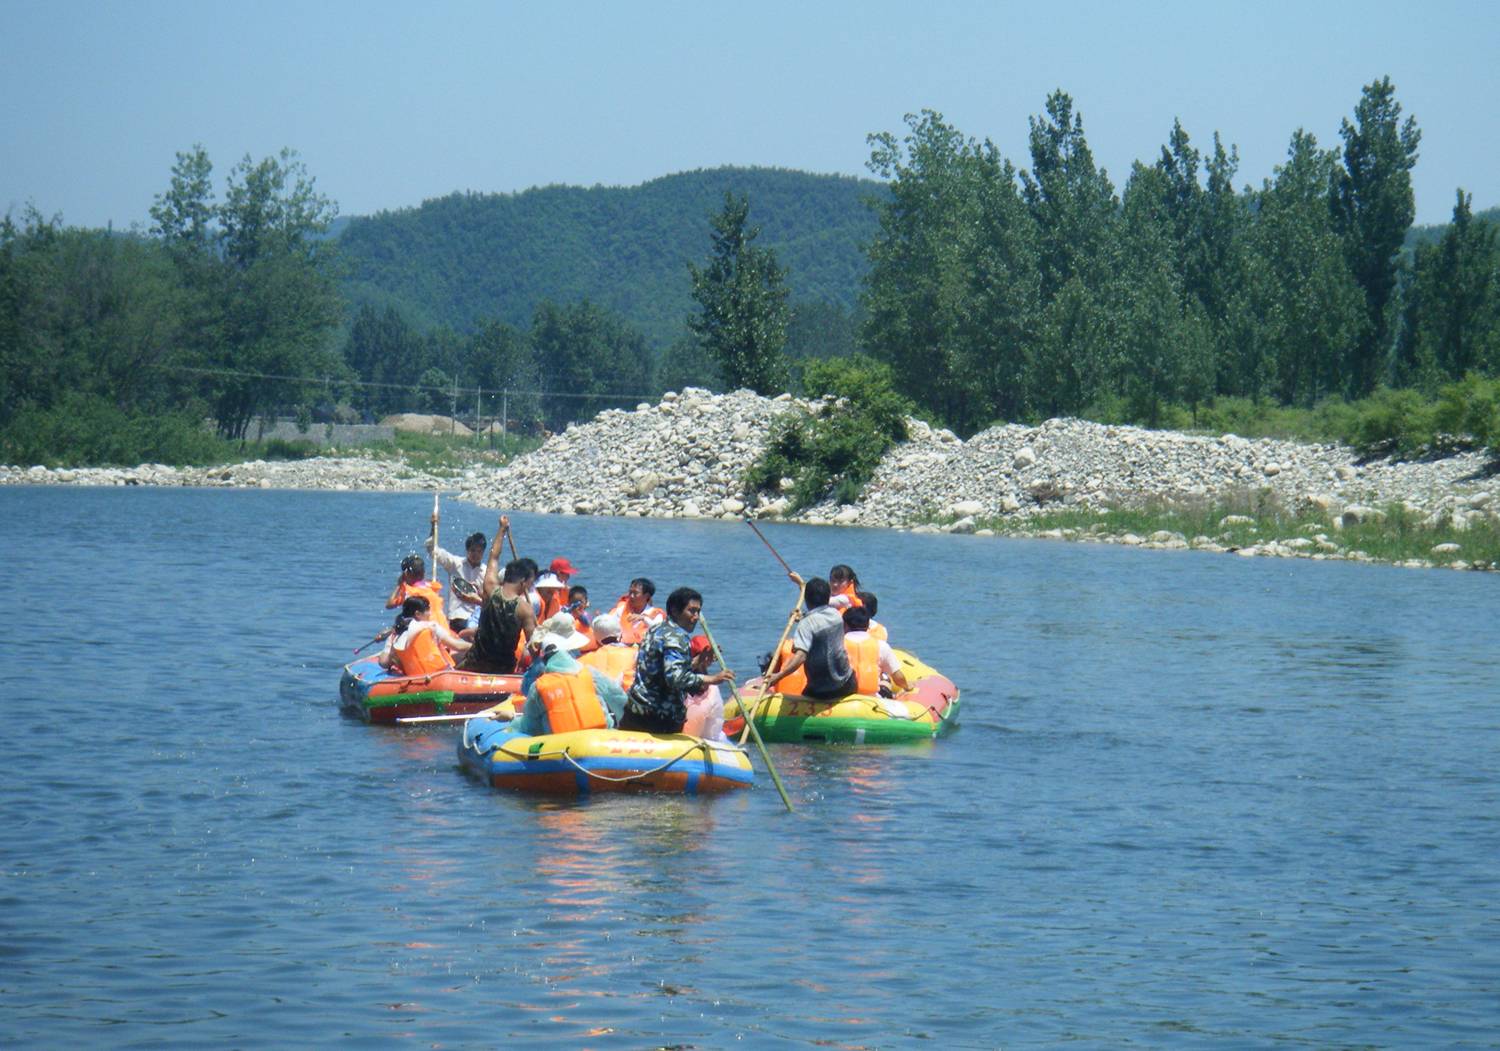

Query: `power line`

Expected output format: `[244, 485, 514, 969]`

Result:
[146, 363, 658, 402]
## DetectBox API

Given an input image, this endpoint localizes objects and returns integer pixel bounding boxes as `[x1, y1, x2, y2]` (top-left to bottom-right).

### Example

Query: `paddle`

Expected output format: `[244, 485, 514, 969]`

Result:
[734, 585, 804, 746]
[396, 702, 507, 725]
[745, 518, 797, 578]
[353, 627, 392, 655]
[698, 613, 794, 814]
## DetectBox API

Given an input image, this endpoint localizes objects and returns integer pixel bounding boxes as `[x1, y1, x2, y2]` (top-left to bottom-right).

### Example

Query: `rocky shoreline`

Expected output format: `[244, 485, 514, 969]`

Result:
[7, 387, 1499, 569]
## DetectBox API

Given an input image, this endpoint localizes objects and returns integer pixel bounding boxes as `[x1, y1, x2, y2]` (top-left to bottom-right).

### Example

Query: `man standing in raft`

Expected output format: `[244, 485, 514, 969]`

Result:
[457, 516, 537, 674]
[765, 575, 856, 701]
[620, 587, 735, 733]
[426, 512, 487, 631]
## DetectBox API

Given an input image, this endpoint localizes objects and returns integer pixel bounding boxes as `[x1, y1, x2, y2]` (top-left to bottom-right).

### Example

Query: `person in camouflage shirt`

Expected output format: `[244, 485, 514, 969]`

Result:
[621, 586, 735, 733]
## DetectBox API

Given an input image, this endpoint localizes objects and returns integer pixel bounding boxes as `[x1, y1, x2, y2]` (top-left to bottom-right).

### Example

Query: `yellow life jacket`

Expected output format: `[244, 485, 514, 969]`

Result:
[535, 668, 608, 734]
[868, 619, 888, 643]
[394, 622, 451, 676]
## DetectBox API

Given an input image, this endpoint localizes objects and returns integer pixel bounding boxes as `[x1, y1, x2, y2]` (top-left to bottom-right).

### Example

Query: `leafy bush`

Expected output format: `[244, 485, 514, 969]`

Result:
[1336, 387, 1437, 456]
[744, 354, 914, 509]
[0, 395, 232, 466]
[258, 438, 319, 461]
[1431, 374, 1500, 450]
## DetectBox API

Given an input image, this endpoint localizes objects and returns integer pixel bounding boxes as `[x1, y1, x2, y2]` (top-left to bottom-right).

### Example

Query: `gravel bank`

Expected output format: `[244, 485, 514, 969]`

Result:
[9, 388, 1499, 569]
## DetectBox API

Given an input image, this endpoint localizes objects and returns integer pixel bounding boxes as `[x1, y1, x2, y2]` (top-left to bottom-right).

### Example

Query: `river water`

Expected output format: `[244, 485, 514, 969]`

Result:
[3, 486, 1497, 1048]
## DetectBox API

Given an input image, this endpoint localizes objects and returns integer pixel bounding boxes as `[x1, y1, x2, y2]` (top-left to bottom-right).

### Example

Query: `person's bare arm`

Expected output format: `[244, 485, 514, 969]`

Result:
[481, 515, 509, 600]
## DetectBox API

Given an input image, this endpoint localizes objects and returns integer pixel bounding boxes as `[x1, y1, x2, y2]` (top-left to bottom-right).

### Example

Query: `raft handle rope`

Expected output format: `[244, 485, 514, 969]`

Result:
[489, 739, 715, 784]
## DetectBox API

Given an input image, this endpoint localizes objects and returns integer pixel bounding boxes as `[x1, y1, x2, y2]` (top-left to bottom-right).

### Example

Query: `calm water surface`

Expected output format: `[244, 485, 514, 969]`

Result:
[2, 486, 1497, 1047]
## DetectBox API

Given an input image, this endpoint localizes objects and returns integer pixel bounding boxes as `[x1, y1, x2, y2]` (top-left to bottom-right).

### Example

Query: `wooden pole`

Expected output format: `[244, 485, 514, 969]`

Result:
[698, 614, 794, 813]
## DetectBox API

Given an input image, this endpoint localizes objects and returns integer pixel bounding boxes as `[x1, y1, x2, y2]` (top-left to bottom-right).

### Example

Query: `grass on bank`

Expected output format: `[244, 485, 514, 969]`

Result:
[952, 495, 1500, 569]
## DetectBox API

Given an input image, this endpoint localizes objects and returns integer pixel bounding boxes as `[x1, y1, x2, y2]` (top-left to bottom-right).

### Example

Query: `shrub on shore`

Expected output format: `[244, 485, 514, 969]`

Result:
[744, 355, 915, 510]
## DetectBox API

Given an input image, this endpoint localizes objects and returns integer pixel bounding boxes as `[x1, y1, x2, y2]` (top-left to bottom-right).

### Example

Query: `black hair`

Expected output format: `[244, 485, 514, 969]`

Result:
[394, 594, 429, 635]
[502, 558, 532, 584]
[665, 586, 702, 617]
[829, 564, 859, 588]
[842, 605, 872, 632]
[465, 531, 486, 550]
[401, 554, 425, 577]
[518, 557, 539, 580]
[856, 589, 878, 617]
[568, 584, 588, 603]
[803, 576, 831, 608]
[630, 577, 656, 598]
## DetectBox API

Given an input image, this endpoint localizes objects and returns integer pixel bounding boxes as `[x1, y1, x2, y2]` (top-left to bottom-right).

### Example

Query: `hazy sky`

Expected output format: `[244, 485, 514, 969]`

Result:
[5, 0, 1496, 230]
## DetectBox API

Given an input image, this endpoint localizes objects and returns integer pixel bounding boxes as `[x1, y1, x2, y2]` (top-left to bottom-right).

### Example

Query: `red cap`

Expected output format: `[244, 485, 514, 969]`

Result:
[550, 557, 578, 577]
[689, 635, 712, 658]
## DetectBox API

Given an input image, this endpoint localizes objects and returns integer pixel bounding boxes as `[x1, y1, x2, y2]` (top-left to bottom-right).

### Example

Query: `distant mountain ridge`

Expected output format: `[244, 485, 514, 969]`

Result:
[334, 166, 884, 346]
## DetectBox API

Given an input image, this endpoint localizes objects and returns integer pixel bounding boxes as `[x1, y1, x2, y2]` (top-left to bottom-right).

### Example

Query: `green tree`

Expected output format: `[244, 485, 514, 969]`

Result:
[531, 299, 652, 430]
[1250, 131, 1368, 406]
[1331, 76, 1421, 397]
[688, 192, 790, 393]
[1021, 91, 1119, 301]
[149, 145, 216, 256]
[863, 110, 1025, 432]
[1399, 189, 1500, 384]
[344, 304, 425, 416]
[208, 149, 342, 439]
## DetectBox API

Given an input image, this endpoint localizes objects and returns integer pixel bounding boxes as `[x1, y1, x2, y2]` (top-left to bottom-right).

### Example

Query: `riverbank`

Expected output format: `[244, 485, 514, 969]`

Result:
[7, 388, 1499, 570]
[0, 455, 463, 491]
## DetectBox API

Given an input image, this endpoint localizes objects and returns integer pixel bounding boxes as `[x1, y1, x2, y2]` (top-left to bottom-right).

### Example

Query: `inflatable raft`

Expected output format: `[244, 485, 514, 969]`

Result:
[459, 717, 754, 795]
[339, 654, 522, 724]
[723, 649, 959, 744]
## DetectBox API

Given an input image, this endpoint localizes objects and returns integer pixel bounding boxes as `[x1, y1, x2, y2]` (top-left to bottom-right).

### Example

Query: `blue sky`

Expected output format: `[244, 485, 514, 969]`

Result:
[4, 0, 1496, 230]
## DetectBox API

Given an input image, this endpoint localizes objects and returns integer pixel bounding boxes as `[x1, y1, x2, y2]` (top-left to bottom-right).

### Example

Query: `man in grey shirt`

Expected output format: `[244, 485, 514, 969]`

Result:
[766, 575, 856, 700]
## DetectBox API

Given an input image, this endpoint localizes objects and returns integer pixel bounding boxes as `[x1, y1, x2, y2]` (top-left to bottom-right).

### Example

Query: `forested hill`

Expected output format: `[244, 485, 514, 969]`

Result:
[334, 167, 883, 346]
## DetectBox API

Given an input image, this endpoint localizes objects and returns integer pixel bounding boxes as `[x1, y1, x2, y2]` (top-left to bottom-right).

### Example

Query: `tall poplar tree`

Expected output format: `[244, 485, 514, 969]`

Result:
[1399, 190, 1500, 384]
[688, 193, 790, 394]
[1331, 76, 1421, 397]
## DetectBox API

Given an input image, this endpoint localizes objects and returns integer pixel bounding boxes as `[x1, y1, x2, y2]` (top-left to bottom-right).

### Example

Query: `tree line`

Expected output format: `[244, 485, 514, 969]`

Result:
[3, 75, 1498, 467]
[844, 79, 1499, 438]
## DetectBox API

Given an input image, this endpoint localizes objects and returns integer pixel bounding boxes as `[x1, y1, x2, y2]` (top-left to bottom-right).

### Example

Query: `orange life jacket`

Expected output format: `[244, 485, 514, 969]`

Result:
[772, 639, 808, 697]
[394, 622, 451, 676]
[395, 580, 444, 621]
[580, 643, 638, 690]
[844, 635, 881, 695]
[536, 585, 567, 622]
[534, 667, 608, 734]
[832, 581, 863, 608]
[609, 598, 665, 645]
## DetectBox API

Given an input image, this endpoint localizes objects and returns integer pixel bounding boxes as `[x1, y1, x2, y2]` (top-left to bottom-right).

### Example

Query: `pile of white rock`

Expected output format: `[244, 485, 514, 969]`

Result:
[459, 389, 1500, 569]
[458, 388, 810, 519]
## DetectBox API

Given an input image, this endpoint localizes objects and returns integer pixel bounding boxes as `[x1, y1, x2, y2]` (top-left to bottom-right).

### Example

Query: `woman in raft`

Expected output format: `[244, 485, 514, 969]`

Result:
[379, 595, 471, 676]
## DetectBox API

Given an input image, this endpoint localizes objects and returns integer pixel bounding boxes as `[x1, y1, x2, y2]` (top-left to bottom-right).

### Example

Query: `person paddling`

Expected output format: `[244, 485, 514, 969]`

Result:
[426, 514, 487, 631]
[764, 574, 856, 701]
[458, 517, 537, 674]
[620, 587, 734, 733]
